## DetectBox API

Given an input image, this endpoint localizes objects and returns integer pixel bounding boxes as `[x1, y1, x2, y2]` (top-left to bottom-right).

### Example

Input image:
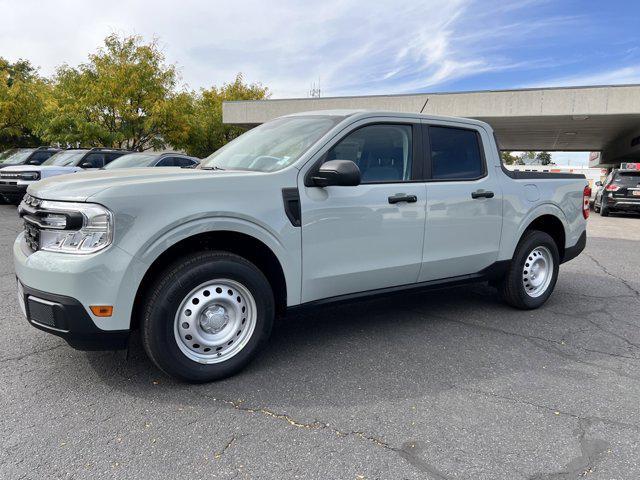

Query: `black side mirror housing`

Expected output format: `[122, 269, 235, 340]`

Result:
[312, 160, 361, 187]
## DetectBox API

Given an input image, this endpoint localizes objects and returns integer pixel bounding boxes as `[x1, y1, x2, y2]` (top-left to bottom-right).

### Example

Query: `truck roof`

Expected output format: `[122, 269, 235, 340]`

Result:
[283, 109, 492, 130]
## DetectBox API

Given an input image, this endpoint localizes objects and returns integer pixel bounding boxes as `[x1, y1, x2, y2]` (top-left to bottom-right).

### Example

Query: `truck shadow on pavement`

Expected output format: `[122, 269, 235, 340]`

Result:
[82, 264, 640, 409]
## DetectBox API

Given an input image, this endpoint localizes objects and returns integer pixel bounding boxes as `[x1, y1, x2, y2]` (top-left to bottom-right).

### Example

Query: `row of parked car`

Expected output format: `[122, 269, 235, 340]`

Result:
[0, 147, 199, 204]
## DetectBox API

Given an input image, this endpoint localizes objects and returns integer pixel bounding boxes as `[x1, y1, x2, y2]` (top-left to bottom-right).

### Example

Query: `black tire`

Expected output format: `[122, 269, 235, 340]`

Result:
[499, 230, 560, 310]
[600, 203, 609, 217]
[141, 251, 274, 383]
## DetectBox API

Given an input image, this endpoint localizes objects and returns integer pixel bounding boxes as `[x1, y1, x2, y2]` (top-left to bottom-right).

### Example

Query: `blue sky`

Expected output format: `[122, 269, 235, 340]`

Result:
[1, 0, 638, 165]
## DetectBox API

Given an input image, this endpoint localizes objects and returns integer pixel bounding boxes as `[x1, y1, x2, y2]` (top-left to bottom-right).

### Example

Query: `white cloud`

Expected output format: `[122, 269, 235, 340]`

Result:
[523, 66, 640, 89]
[0, 0, 593, 97]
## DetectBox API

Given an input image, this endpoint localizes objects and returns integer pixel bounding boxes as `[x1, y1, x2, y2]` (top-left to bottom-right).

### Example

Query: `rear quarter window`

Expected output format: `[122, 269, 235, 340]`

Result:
[613, 172, 640, 186]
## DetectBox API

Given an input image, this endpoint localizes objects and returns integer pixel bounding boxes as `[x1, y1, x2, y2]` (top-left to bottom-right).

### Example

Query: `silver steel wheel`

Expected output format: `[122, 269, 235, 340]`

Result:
[174, 279, 257, 364]
[522, 246, 554, 298]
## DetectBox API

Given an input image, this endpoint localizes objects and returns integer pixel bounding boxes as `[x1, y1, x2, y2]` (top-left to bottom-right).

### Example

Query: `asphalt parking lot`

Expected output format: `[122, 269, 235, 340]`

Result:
[1, 205, 639, 480]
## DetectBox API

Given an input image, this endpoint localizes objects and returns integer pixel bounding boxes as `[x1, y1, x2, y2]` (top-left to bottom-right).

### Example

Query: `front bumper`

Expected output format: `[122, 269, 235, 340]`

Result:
[0, 182, 27, 202]
[13, 232, 149, 348]
[18, 282, 129, 350]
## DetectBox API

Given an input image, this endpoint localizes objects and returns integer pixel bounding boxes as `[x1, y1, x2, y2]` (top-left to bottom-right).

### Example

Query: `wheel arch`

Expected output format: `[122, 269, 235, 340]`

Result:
[130, 227, 292, 331]
[514, 205, 568, 262]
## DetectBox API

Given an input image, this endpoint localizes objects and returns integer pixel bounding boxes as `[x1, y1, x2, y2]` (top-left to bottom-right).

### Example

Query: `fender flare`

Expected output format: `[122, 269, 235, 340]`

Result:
[508, 203, 568, 258]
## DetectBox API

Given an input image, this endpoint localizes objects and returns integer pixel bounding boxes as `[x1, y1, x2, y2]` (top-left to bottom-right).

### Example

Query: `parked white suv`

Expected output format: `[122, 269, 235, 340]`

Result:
[14, 111, 590, 382]
[0, 148, 128, 203]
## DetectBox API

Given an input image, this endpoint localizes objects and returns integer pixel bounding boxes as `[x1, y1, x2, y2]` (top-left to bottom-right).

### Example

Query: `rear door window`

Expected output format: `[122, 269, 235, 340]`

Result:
[156, 157, 176, 167]
[30, 151, 54, 164]
[83, 153, 105, 168]
[428, 126, 485, 180]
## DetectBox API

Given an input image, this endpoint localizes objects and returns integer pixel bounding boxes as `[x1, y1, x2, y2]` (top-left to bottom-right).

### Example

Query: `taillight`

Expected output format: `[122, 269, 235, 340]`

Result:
[583, 185, 591, 219]
[605, 184, 620, 192]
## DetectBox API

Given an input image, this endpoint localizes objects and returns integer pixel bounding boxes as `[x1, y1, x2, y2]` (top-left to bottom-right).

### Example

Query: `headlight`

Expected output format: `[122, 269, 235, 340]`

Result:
[36, 201, 113, 254]
[19, 171, 40, 181]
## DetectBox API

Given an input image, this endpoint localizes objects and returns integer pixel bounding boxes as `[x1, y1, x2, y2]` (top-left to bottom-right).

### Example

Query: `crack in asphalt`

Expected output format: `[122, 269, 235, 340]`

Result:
[585, 252, 640, 298]
[528, 418, 610, 480]
[214, 435, 238, 460]
[454, 388, 621, 479]
[409, 308, 640, 366]
[200, 394, 452, 479]
[0, 343, 67, 364]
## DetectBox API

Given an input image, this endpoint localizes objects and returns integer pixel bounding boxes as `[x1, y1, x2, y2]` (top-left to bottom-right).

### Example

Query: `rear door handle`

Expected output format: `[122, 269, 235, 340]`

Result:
[471, 190, 494, 199]
[388, 193, 418, 204]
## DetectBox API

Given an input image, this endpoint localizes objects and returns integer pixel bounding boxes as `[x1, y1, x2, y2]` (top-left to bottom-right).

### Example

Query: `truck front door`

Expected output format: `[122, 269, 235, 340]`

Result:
[299, 121, 427, 303]
[418, 123, 502, 282]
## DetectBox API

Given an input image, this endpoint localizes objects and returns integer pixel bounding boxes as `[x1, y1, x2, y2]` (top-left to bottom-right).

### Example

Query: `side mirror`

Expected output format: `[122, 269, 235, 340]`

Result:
[81, 162, 94, 168]
[595, 181, 602, 187]
[312, 160, 361, 187]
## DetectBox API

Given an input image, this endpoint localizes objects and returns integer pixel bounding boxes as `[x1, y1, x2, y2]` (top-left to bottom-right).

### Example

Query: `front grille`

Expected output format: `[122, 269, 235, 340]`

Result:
[20, 194, 44, 252]
[0, 172, 21, 180]
[24, 219, 40, 251]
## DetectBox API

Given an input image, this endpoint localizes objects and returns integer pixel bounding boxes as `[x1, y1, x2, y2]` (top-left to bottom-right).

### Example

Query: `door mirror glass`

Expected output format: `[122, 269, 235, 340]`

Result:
[313, 160, 361, 187]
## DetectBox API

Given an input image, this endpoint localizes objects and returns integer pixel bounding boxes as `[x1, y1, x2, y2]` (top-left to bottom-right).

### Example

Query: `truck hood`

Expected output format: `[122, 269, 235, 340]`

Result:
[27, 167, 258, 202]
[1, 165, 81, 173]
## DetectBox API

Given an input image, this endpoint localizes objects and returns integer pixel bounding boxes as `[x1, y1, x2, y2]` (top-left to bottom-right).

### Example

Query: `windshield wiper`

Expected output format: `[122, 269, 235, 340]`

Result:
[200, 165, 225, 171]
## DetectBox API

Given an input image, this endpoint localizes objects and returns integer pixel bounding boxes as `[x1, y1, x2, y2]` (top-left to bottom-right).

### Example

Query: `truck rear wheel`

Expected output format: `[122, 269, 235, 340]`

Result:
[141, 251, 274, 383]
[498, 230, 559, 309]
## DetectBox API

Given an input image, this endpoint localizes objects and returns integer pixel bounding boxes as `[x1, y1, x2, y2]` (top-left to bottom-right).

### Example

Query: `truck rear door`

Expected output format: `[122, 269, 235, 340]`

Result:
[418, 123, 502, 282]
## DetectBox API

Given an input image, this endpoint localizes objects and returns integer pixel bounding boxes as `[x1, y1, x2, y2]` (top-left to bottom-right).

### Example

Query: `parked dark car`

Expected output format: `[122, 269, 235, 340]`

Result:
[0, 147, 59, 170]
[102, 151, 200, 169]
[593, 164, 640, 216]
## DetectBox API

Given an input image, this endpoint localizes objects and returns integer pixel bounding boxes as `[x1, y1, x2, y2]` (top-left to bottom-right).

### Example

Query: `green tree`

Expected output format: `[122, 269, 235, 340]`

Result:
[44, 34, 183, 150]
[0, 58, 49, 149]
[500, 151, 518, 165]
[535, 151, 553, 165]
[167, 73, 270, 158]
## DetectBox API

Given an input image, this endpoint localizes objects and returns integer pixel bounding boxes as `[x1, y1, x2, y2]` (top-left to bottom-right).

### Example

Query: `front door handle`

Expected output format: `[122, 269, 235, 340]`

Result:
[388, 193, 418, 204]
[471, 189, 494, 199]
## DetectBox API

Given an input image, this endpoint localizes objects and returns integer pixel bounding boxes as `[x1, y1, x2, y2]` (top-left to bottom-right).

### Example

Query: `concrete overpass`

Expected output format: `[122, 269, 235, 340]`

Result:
[222, 84, 640, 167]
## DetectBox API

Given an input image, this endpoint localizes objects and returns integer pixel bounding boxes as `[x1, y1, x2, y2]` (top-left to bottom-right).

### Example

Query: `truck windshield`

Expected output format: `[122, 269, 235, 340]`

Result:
[43, 150, 87, 166]
[614, 172, 640, 186]
[104, 153, 157, 169]
[199, 115, 343, 172]
[1, 149, 34, 165]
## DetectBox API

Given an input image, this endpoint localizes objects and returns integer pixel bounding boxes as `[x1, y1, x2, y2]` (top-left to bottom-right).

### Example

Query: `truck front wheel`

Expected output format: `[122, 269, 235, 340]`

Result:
[498, 230, 559, 309]
[141, 251, 274, 383]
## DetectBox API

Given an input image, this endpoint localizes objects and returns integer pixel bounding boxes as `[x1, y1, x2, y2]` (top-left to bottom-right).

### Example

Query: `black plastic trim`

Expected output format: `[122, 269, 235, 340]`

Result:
[287, 260, 511, 314]
[282, 187, 302, 227]
[562, 230, 586, 264]
[20, 282, 129, 350]
[0, 183, 27, 195]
